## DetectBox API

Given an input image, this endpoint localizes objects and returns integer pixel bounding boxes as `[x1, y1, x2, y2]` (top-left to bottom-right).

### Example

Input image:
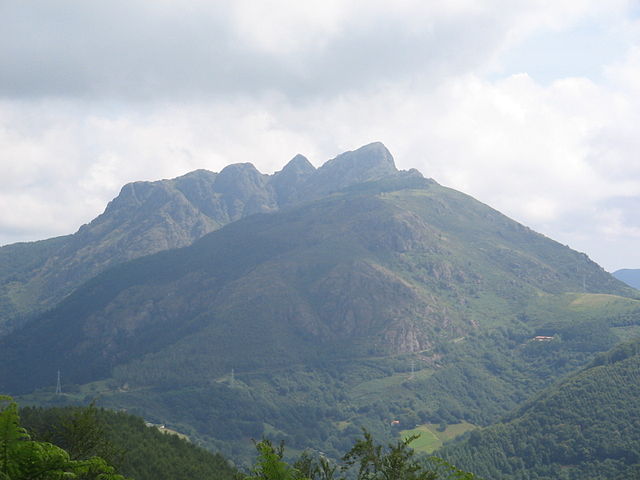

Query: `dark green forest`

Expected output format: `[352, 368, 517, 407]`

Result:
[18, 403, 238, 480]
[91, 302, 639, 462]
[0, 396, 125, 480]
[2, 396, 480, 480]
[438, 339, 640, 479]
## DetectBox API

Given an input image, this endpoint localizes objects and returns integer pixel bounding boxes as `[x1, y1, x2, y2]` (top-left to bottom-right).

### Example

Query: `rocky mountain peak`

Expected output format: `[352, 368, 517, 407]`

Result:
[213, 163, 267, 194]
[0, 142, 414, 329]
[306, 142, 398, 196]
[271, 154, 316, 205]
[325, 142, 396, 173]
[279, 154, 316, 175]
[212, 163, 277, 221]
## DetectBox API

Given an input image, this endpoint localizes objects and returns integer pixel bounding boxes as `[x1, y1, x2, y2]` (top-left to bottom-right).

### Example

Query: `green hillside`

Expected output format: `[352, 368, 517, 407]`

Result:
[401, 422, 476, 454]
[19, 403, 239, 480]
[438, 339, 640, 480]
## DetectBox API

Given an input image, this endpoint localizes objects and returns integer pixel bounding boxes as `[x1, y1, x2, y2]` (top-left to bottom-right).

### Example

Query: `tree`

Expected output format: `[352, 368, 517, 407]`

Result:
[246, 439, 308, 480]
[342, 430, 437, 480]
[247, 430, 477, 480]
[294, 452, 338, 480]
[0, 396, 125, 480]
[25, 402, 121, 464]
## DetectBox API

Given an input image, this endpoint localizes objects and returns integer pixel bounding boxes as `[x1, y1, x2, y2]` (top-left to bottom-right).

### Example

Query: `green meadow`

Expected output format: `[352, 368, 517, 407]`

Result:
[401, 422, 476, 454]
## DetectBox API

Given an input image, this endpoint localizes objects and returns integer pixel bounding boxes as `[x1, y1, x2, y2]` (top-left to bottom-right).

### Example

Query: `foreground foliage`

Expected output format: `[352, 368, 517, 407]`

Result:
[20, 404, 238, 480]
[0, 396, 125, 480]
[246, 431, 476, 480]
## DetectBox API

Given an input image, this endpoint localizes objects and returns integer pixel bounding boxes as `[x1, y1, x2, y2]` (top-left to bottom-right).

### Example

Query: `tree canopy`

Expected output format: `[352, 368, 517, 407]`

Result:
[0, 396, 125, 480]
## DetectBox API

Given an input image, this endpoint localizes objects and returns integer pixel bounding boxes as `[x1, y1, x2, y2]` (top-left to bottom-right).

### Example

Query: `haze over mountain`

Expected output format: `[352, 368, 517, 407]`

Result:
[612, 269, 640, 290]
[2, 142, 638, 467]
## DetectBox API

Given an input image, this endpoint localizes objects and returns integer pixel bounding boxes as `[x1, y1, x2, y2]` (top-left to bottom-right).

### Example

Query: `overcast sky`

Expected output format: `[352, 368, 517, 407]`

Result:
[1, 1, 640, 271]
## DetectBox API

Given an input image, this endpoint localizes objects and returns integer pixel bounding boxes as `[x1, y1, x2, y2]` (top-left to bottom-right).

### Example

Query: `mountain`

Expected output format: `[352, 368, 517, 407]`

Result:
[438, 339, 640, 480]
[613, 268, 640, 290]
[2, 143, 638, 463]
[1, 166, 632, 392]
[0, 143, 398, 333]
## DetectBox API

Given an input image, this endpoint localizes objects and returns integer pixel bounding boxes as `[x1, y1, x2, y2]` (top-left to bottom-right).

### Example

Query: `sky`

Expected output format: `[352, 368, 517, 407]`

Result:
[1, 1, 640, 271]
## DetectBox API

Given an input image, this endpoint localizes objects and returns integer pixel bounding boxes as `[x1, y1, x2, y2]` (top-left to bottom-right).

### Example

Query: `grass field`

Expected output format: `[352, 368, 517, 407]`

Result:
[401, 422, 476, 454]
[568, 293, 640, 311]
[350, 368, 434, 400]
[401, 425, 442, 452]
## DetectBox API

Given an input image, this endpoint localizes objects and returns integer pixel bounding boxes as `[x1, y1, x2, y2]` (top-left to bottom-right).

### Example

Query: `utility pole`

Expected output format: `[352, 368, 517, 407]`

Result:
[230, 368, 235, 388]
[55, 370, 62, 395]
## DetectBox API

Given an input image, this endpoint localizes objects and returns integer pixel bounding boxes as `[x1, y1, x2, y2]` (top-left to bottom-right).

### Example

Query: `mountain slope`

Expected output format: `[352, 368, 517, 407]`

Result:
[0, 142, 400, 333]
[0, 169, 632, 395]
[613, 268, 640, 289]
[0, 169, 234, 331]
[438, 339, 640, 480]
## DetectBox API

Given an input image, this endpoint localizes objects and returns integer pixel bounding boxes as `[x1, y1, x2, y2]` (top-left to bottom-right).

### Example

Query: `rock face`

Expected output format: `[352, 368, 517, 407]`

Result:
[307, 142, 397, 195]
[0, 143, 404, 331]
[271, 154, 316, 205]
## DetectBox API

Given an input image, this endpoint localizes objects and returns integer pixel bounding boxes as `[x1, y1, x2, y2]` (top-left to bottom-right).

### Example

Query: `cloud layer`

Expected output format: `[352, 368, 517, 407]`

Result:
[1, 1, 639, 271]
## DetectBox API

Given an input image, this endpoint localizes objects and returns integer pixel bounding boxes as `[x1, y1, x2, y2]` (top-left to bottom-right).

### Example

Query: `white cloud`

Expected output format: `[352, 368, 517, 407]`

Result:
[1, 1, 640, 272]
[2, 0, 630, 99]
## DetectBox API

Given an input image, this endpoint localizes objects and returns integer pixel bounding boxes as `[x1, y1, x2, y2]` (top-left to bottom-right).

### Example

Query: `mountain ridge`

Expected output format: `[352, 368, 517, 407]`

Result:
[0, 142, 409, 332]
[0, 170, 633, 394]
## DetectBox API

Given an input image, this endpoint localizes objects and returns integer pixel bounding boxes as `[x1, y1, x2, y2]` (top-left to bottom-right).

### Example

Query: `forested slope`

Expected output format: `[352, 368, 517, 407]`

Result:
[20, 404, 239, 480]
[438, 339, 640, 480]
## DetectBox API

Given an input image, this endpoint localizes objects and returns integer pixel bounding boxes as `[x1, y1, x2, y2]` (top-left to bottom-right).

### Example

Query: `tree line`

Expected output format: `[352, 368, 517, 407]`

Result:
[2, 396, 477, 480]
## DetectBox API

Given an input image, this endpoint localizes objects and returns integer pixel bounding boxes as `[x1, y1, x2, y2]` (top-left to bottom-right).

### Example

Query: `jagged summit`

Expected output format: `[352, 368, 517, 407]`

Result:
[272, 154, 316, 205]
[0, 143, 412, 329]
[306, 142, 398, 196]
[336, 141, 396, 167]
[214, 162, 265, 187]
[319, 142, 397, 177]
[279, 154, 316, 174]
[173, 168, 217, 180]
